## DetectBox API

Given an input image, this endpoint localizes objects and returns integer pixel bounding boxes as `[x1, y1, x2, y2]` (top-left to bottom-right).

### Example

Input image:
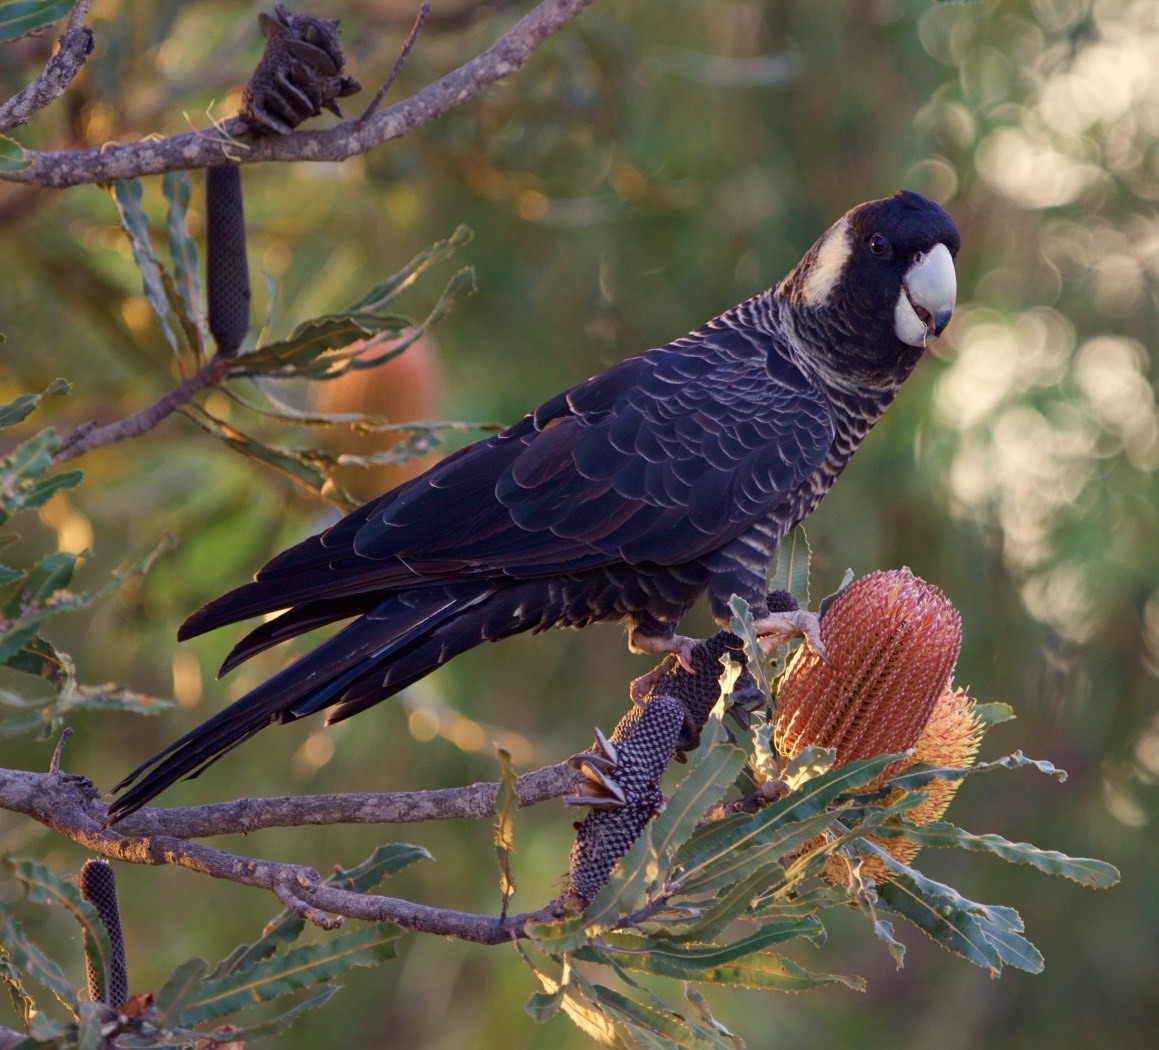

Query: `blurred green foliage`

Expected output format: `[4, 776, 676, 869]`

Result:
[1, 0, 1156, 1047]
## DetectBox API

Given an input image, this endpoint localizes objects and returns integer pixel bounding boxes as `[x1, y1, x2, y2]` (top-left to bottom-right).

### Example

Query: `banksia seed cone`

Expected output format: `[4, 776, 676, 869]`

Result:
[774, 569, 962, 771]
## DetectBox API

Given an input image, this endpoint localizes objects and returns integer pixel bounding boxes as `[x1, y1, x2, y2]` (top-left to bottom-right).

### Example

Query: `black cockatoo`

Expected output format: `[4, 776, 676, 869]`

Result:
[107, 190, 958, 821]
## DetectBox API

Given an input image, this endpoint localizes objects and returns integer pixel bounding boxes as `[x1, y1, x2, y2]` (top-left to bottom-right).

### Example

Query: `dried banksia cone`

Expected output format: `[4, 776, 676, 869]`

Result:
[566, 695, 685, 906]
[828, 684, 982, 884]
[774, 569, 962, 769]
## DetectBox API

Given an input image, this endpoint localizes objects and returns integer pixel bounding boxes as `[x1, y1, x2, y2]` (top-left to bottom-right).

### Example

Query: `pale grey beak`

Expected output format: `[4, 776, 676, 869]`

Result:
[894, 242, 957, 347]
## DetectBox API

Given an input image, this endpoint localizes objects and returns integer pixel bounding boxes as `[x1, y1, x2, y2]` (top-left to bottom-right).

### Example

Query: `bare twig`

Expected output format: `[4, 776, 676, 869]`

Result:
[0, 762, 579, 938]
[52, 356, 231, 464]
[4, 0, 596, 189]
[359, 0, 431, 123]
[0, 1, 95, 135]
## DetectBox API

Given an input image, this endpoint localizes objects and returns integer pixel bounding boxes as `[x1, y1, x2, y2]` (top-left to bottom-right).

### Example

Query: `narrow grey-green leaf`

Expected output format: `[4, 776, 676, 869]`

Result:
[875, 820, 1120, 888]
[0, 380, 70, 429]
[162, 170, 206, 352]
[111, 179, 182, 357]
[182, 925, 402, 1025]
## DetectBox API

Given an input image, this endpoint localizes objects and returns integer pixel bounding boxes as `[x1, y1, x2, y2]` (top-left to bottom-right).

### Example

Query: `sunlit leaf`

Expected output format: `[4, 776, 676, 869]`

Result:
[495, 747, 519, 914]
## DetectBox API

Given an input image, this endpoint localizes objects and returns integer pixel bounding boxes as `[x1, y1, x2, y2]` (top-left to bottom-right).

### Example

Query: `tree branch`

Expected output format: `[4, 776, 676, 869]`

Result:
[3, 0, 596, 189]
[51, 355, 231, 464]
[0, 761, 580, 939]
[0, 1, 95, 136]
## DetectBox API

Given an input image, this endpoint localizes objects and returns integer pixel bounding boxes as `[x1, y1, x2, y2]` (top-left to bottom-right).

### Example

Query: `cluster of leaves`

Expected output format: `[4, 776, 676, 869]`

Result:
[0, 846, 427, 1048]
[511, 537, 1119, 1049]
[109, 174, 481, 510]
[0, 383, 173, 738]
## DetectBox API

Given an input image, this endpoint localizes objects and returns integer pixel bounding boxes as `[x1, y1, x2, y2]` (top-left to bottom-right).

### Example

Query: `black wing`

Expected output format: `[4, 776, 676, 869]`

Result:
[182, 316, 835, 647]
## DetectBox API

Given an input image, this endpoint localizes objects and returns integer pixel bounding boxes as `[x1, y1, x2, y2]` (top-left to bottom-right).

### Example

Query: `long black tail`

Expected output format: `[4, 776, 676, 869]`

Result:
[105, 580, 545, 823]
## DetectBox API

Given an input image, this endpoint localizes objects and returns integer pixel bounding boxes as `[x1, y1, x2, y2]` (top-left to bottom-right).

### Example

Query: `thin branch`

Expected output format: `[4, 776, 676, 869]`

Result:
[106, 762, 581, 839]
[51, 356, 230, 464]
[359, 0, 431, 123]
[4, 0, 597, 189]
[0, 762, 579, 939]
[0, 1, 95, 135]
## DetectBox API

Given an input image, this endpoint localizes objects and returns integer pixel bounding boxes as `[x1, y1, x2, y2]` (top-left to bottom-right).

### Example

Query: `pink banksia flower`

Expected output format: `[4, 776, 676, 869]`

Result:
[774, 569, 962, 771]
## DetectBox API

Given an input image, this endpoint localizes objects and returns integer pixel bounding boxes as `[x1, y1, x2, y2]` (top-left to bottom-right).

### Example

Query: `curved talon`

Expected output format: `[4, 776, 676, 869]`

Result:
[754, 610, 828, 664]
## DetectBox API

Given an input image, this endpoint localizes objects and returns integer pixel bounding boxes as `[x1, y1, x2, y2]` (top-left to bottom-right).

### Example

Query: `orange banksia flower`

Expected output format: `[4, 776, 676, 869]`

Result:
[835, 685, 983, 882]
[774, 569, 962, 770]
[773, 569, 978, 885]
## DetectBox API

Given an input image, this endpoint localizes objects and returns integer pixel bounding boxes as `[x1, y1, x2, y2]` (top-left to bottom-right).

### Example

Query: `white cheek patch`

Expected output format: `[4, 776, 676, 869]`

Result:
[894, 292, 931, 347]
[800, 218, 852, 306]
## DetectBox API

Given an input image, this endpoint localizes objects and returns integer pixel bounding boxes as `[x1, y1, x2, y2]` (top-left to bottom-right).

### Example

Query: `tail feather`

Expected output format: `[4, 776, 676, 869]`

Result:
[105, 578, 569, 823]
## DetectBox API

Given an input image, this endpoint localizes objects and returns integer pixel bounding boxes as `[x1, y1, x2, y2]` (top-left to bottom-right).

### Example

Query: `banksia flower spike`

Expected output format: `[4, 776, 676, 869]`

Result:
[774, 569, 962, 773]
[773, 569, 980, 885]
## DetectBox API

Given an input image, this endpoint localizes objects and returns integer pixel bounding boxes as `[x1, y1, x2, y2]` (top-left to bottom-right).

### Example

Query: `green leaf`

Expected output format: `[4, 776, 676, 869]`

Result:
[110, 179, 182, 357]
[162, 170, 206, 356]
[887, 750, 1067, 794]
[154, 958, 208, 1027]
[972, 702, 1016, 728]
[592, 984, 721, 1048]
[521, 957, 625, 1048]
[875, 820, 1120, 888]
[329, 843, 432, 892]
[347, 225, 473, 313]
[817, 567, 855, 618]
[674, 753, 904, 881]
[581, 924, 830, 976]
[524, 913, 590, 955]
[727, 595, 769, 697]
[182, 925, 403, 1025]
[212, 844, 429, 981]
[871, 850, 1043, 974]
[525, 988, 566, 1022]
[0, 941, 37, 1028]
[669, 862, 794, 941]
[600, 942, 865, 993]
[769, 526, 811, 608]
[182, 406, 331, 497]
[0, 911, 74, 1014]
[0, 0, 74, 44]
[0, 134, 31, 172]
[0, 427, 83, 527]
[76, 999, 106, 1050]
[0, 380, 69, 429]
[3, 858, 111, 1008]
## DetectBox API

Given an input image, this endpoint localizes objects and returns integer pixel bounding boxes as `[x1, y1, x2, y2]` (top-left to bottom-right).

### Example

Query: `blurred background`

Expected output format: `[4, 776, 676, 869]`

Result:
[1, 0, 1156, 1046]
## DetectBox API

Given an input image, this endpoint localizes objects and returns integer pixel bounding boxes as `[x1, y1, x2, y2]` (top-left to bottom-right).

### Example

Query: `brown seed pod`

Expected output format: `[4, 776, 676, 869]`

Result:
[239, 3, 361, 136]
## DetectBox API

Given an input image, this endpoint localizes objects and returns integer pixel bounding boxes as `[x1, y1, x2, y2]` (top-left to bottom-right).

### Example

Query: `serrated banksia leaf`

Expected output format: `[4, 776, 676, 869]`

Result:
[774, 569, 962, 770]
[829, 684, 983, 883]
